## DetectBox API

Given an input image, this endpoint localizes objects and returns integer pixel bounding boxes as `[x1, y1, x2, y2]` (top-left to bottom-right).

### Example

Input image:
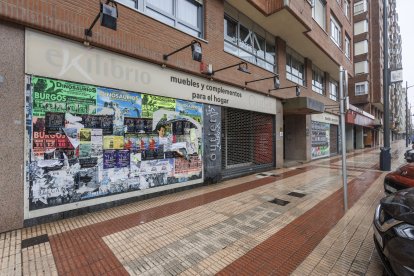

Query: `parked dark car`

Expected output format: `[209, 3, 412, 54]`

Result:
[384, 163, 414, 195]
[373, 188, 414, 275]
[404, 148, 414, 163]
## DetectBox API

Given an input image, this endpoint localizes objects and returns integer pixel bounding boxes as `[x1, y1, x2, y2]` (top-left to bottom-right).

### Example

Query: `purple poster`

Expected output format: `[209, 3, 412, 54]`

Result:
[103, 150, 116, 169]
[116, 150, 130, 168]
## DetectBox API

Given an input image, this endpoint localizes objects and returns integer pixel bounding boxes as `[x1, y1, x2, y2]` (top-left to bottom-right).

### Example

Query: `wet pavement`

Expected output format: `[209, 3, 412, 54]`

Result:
[0, 141, 408, 275]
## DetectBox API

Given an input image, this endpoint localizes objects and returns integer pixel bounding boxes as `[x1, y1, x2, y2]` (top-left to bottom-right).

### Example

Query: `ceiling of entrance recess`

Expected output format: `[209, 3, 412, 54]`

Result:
[225, 0, 341, 78]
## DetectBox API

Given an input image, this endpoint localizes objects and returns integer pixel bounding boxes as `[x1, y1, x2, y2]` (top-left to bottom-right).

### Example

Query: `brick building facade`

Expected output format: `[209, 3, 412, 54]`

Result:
[0, 0, 352, 232]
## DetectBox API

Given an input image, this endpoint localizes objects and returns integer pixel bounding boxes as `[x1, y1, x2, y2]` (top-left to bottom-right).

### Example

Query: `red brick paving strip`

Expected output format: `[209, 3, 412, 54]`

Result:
[49, 166, 316, 275]
[217, 169, 383, 276]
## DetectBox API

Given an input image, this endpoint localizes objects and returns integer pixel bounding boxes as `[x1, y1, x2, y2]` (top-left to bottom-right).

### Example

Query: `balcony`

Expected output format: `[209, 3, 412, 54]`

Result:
[225, 0, 352, 78]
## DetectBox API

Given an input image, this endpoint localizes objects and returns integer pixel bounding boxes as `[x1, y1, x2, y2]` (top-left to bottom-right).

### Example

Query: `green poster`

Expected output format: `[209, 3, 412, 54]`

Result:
[141, 94, 176, 118]
[32, 77, 97, 117]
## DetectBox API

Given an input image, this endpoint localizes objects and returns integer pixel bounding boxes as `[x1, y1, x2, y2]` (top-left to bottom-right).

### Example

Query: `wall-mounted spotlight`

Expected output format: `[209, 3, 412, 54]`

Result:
[85, 0, 118, 39]
[211, 62, 250, 76]
[245, 74, 280, 89]
[268, 84, 301, 97]
[163, 40, 203, 62]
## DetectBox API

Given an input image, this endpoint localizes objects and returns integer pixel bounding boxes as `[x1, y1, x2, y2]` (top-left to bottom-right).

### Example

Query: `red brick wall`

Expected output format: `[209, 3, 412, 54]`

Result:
[0, 0, 349, 106]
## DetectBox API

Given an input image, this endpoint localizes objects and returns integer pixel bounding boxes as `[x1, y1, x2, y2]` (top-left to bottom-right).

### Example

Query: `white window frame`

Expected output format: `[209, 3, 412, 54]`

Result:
[312, 65, 324, 94]
[354, 20, 369, 35]
[354, 0, 367, 16]
[345, 35, 351, 58]
[355, 61, 369, 74]
[355, 81, 369, 95]
[354, 40, 368, 56]
[286, 48, 305, 86]
[330, 16, 342, 47]
[115, 0, 204, 38]
[329, 80, 339, 101]
[344, 0, 350, 18]
[312, 0, 327, 30]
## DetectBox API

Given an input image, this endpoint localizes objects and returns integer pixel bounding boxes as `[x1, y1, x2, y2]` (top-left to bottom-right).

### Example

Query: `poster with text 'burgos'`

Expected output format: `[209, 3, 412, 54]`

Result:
[32, 77, 97, 117]
[141, 95, 176, 118]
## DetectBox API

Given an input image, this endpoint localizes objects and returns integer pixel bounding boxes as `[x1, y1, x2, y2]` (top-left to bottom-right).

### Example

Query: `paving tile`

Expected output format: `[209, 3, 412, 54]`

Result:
[0, 142, 406, 275]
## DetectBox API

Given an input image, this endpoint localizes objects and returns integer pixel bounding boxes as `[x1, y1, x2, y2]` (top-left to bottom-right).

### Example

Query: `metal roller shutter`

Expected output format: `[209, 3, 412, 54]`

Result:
[330, 124, 338, 154]
[221, 107, 275, 178]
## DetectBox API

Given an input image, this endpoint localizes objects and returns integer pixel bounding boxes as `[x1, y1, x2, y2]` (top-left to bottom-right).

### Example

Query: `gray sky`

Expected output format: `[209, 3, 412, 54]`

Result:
[396, 1, 414, 106]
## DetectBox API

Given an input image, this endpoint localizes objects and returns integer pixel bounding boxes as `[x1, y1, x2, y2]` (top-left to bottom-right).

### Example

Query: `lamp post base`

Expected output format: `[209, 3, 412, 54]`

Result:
[380, 147, 391, 171]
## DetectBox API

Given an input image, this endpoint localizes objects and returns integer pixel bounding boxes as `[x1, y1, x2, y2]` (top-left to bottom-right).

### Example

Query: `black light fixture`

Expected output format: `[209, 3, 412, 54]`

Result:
[163, 40, 203, 62]
[245, 75, 279, 89]
[268, 83, 301, 97]
[85, 0, 118, 38]
[211, 62, 250, 75]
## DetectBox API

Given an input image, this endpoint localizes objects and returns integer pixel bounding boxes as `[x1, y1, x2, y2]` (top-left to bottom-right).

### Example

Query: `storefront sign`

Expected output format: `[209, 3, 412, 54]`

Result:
[25, 30, 277, 115]
[203, 105, 222, 183]
[311, 113, 339, 125]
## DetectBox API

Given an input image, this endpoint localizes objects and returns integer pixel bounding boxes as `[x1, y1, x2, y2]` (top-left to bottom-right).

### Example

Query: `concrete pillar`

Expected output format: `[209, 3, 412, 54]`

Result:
[275, 100, 284, 168]
[346, 124, 354, 151]
[0, 22, 25, 232]
[355, 126, 364, 149]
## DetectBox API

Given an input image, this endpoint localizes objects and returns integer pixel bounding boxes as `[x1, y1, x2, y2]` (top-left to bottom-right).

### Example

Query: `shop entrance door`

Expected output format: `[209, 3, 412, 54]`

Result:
[330, 125, 338, 155]
[221, 107, 275, 178]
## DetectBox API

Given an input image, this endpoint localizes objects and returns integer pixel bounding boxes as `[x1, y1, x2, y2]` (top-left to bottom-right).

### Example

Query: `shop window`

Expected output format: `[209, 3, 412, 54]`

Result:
[312, 65, 324, 94]
[224, 5, 276, 73]
[329, 80, 338, 101]
[286, 48, 305, 86]
[27, 76, 205, 210]
[355, 81, 369, 95]
[330, 16, 342, 47]
[312, 0, 326, 30]
[116, 0, 203, 38]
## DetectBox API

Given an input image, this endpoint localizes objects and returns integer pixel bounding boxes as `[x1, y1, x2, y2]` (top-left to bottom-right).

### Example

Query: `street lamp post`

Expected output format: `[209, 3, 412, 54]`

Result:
[380, 0, 391, 171]
[406, 82, 414, 147]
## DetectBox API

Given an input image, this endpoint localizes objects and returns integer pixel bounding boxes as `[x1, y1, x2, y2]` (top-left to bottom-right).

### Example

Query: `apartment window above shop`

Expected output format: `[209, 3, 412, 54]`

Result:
[329, 80, 339, 101]
[355, 81, 369, 95]
[354, 20, 368, 35]
[330, 16, 342, 47]
[345, 34, 351, 59]
[312, 0, 326, 30]
[224, 5, 276, 72]
[354, 0, 367, 15]
[355, 61, 369, 74]
[116, 0, 203, 38]
[354, 40, 368, 56]
[312, 65, 324, 94]
[286, 48, 305, 86]
[344, 0, 350, 19]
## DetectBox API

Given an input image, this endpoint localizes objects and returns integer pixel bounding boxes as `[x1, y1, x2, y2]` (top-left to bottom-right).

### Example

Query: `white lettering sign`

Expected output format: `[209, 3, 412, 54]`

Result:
[25, 30, 276, 114]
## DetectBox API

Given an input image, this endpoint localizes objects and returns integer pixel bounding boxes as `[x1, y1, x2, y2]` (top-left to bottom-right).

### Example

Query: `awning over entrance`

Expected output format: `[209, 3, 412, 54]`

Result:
[345, 105, 375, 127]
[283, 97, 325, 115]
[371, 118, 383, 128]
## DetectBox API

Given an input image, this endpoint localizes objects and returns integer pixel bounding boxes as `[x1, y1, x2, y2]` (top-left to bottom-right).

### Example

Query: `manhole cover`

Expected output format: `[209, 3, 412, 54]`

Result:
[287, 192, 306, 198]
[268, 198, 290, 206]
[21, 234, 49, 249]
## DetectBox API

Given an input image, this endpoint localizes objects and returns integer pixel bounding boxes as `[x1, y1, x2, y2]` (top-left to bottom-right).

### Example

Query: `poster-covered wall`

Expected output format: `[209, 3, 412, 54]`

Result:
[27, 76, 203, 211]
[311, 121, 330, 159]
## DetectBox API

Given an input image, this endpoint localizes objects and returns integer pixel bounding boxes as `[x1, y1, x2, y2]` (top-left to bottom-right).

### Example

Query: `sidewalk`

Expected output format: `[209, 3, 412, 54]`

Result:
[0, 141, 407, 275]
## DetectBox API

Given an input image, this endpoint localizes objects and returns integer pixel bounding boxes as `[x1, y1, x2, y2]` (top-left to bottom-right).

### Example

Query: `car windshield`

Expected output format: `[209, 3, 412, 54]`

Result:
[381, 189, 414, 224]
